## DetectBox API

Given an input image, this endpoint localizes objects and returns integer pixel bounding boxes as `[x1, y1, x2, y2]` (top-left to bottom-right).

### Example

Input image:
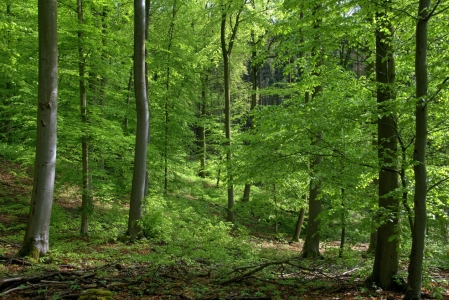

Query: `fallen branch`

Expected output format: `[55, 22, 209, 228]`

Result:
[220, 259, 292, 285]
[341, 267, 360, 276]
[2, 284, 32, 295]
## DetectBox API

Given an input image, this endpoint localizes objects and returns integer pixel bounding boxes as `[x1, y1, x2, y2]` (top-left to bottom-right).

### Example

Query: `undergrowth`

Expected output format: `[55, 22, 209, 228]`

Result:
[1, 155, 449, 299]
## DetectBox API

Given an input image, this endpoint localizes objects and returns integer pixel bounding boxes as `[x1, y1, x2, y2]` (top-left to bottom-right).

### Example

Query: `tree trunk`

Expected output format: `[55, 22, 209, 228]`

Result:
[367, 229, 378, 254]
[291, 205, 305, 242]
[339, 188, 346, 258]
[370, 0, 400, 290]
[223, 47, 234, 223]
[125, 67, 133, 130]
[128, 0, 148, 240]
[404, 0, 429, 298]
[78, 0, 92, 236]
[242, 31, 259, 203]
[368, 178, 378, 254]
[199, 74, 208, 178]
[301, 5, 322, 258]
[220, 2, 243, 223]
[164, 0, 177, 194]
[19, 0, 58, 259]
[2, 4, 13, 143]
[302, 147, 322, 258]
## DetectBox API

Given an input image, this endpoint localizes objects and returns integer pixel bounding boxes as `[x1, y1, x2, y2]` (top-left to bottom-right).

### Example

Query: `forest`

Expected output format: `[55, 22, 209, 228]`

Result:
[1, 0, 449, 299]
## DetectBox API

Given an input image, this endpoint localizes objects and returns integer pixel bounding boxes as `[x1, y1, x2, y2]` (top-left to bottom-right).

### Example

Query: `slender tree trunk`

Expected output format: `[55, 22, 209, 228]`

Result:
[125, 67, 133, 130]
[100, 7, 108, 106]
[292, 199, 306, 242]
[95, 6, 108, 176]
[164, 0, 177, 194]
[242, 31, 259, 202]
[292, 207, 306, 242]
[339, 188, 346, 258]
[223, 47, 234, 223]
[404, 1, 429, 298]
[2, 4, 13, 142]
[78, 0, 92, 236]
[220, 2, 243, 223]
[368, 230, 378, 254]
[128, 0, 148, 240]
[19, 0, 58, 259]
[400, 142, 414, 231]
[301, 5, 323, 258]
[145, 0, 151, 195]
[199, 74, 208, 178]
[370, 0, 400, 289]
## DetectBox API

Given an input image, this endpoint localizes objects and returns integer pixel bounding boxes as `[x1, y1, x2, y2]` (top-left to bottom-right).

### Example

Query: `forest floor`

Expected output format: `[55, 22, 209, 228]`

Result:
[1, 156, 449, 300]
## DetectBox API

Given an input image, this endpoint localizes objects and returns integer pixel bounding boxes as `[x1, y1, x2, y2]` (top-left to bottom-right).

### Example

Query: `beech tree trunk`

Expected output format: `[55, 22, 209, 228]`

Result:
[302, 143, 322, 258]
[371, 0, 400, 289]
[242, 32, 258, 202]
[19, 0, 58, 259]
[128, 0, 148, 240]
[291, 205, 305, 242]
[339, 188, 346, 258]
[404, 0, 429, 298]
[220, 1, 243, 223]
[222, 47, 234, 223]
[164, 0, 177, 193]
[301, 5, 322, 258]
[199, 74, 208, 178]
[78, 0, 92, 236]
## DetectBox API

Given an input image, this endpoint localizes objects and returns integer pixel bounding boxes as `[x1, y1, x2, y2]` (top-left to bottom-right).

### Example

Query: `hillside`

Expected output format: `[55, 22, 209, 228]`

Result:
[0, 157, 448, 299]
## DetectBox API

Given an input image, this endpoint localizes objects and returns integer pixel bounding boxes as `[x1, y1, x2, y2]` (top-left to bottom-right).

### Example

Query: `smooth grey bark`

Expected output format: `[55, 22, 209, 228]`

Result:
[128, 0, 148, 240]
[370, 0, 400, 290]
[78, 0, 92, 236]
[19, 0, 58, 259]
[220, 1, 243, 223]
[404, 0, 430, 298]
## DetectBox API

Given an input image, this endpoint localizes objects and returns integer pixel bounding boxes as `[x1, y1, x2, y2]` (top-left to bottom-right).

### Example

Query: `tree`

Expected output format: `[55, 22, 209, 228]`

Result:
[370, 0, 400, 289]
[301, 4, 323, 259]
[128, 0, 148, 240]
[18, 0, 58, 258]
[78, 0, 92, 236]
[241, 30, 258, 203]
[163, 0, 178, 194]
[220, 0, 245, 223]
[404, 0, 431, 298]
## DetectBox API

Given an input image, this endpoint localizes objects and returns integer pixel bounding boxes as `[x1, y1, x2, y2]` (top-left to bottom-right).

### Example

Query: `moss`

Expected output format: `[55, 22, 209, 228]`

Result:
[78, 289, 113, 300]
[17, 239, 40, 260]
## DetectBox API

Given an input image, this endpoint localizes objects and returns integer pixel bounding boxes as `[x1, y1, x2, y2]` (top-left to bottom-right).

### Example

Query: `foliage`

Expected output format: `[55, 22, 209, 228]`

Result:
[1, 0, 449, 297]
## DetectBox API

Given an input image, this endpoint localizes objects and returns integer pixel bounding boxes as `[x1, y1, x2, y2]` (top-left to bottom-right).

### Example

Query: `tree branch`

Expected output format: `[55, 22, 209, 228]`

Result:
[427, 176, 449, 193]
